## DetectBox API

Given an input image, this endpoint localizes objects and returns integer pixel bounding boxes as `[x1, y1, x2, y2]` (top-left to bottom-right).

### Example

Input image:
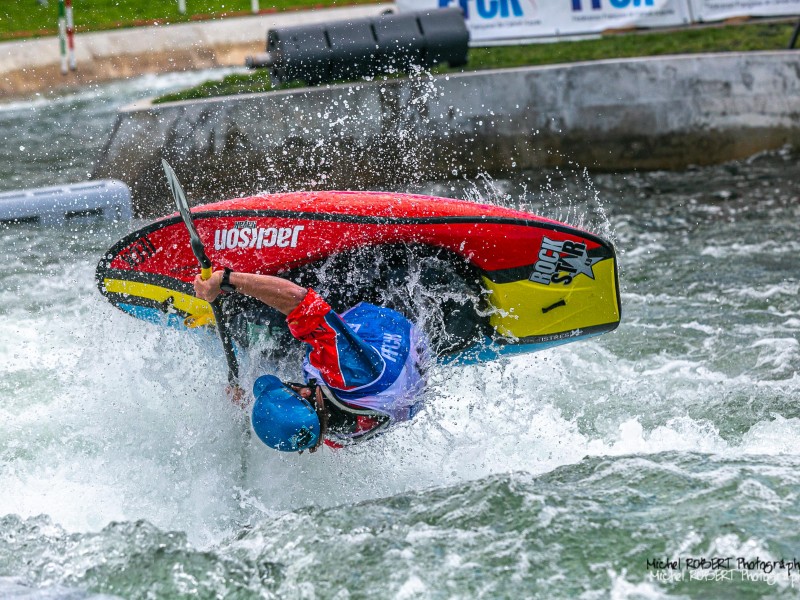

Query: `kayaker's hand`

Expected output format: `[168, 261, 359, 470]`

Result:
[194, 270, 224, 303]
[226, 384, 248, 409]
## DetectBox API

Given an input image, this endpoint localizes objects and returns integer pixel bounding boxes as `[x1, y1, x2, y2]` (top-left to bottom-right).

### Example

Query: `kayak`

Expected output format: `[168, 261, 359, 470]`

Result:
[96, 190, 621, 362]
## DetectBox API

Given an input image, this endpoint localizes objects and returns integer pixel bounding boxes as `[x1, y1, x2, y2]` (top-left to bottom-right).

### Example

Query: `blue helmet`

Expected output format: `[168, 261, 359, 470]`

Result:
[251, 375, 320, 452]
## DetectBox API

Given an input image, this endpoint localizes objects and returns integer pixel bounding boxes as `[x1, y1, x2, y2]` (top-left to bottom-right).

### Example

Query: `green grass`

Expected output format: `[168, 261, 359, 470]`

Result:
[0, 0, 371, 40]
[153, 21, 795, 103]
[467, 21, 794, 67]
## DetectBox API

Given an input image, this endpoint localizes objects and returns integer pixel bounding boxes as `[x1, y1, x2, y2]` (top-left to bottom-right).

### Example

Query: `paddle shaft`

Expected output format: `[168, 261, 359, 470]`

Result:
[162, 160, 239, 385]
[209, 297, 239, 386]
[189, 228, 239, 386]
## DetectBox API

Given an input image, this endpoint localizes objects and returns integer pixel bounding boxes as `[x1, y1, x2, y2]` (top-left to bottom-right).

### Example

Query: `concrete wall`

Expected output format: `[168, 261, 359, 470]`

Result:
[92, 51, 800, 216]
[0, 5, 390, 97]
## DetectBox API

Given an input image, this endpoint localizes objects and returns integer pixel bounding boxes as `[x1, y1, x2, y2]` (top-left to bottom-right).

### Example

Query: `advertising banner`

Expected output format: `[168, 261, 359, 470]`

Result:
[689, 0, 800, 21]
[396, 0, 693, 42]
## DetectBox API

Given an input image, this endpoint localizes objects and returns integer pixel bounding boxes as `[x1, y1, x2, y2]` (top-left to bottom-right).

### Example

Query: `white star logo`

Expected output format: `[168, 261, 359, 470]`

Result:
[560, 253, 603, 280]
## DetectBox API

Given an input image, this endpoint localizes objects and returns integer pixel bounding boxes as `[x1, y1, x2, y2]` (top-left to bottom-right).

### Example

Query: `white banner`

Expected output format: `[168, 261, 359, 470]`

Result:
[689, 0, 800, 21]
[396, 0, 692, 42]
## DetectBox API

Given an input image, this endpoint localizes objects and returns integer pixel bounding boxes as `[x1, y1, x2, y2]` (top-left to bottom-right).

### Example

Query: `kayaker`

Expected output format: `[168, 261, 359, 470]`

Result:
[194, 269, 429, 453]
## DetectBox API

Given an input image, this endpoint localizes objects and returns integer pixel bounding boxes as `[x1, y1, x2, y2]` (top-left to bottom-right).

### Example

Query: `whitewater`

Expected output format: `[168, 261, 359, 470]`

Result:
[1, 70, 799, 599]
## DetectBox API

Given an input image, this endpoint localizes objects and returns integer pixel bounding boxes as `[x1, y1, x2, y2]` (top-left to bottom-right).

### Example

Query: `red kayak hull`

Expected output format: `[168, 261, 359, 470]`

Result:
[97, 191, 621, 359]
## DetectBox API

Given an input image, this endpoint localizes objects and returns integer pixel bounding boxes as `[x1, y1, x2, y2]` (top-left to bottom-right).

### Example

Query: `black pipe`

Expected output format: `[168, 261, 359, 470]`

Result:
[245, 52, 275, 69]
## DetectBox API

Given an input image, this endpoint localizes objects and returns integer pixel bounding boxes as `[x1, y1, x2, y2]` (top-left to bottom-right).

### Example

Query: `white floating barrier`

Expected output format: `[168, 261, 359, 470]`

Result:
[0, 180, 132, 226]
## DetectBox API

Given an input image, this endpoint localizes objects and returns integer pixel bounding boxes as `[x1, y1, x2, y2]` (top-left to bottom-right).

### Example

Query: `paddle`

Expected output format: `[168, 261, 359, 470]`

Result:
[161, 159, 240, 387]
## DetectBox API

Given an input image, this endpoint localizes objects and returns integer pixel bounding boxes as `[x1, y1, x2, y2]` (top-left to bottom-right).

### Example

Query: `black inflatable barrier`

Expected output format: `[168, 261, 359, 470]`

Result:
[246, 7, 469, 85]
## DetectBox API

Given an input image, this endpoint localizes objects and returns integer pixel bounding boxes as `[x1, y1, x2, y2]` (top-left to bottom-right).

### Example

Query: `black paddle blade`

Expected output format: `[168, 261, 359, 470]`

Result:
[161, 159, 212, 271]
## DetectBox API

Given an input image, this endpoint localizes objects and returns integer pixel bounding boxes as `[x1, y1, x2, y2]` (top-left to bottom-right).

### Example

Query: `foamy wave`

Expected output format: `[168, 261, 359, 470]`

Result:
[701, 240, 800, 258]
[723, 283, 800, 300]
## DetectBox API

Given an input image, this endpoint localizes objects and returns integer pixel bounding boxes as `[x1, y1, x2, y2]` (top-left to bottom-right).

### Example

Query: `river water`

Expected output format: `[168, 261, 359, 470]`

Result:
[1, 71, 799, 599]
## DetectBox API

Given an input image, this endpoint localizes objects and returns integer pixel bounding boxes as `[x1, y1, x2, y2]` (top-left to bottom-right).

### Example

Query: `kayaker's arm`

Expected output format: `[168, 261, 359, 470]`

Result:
[193, 270, 307, 315]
